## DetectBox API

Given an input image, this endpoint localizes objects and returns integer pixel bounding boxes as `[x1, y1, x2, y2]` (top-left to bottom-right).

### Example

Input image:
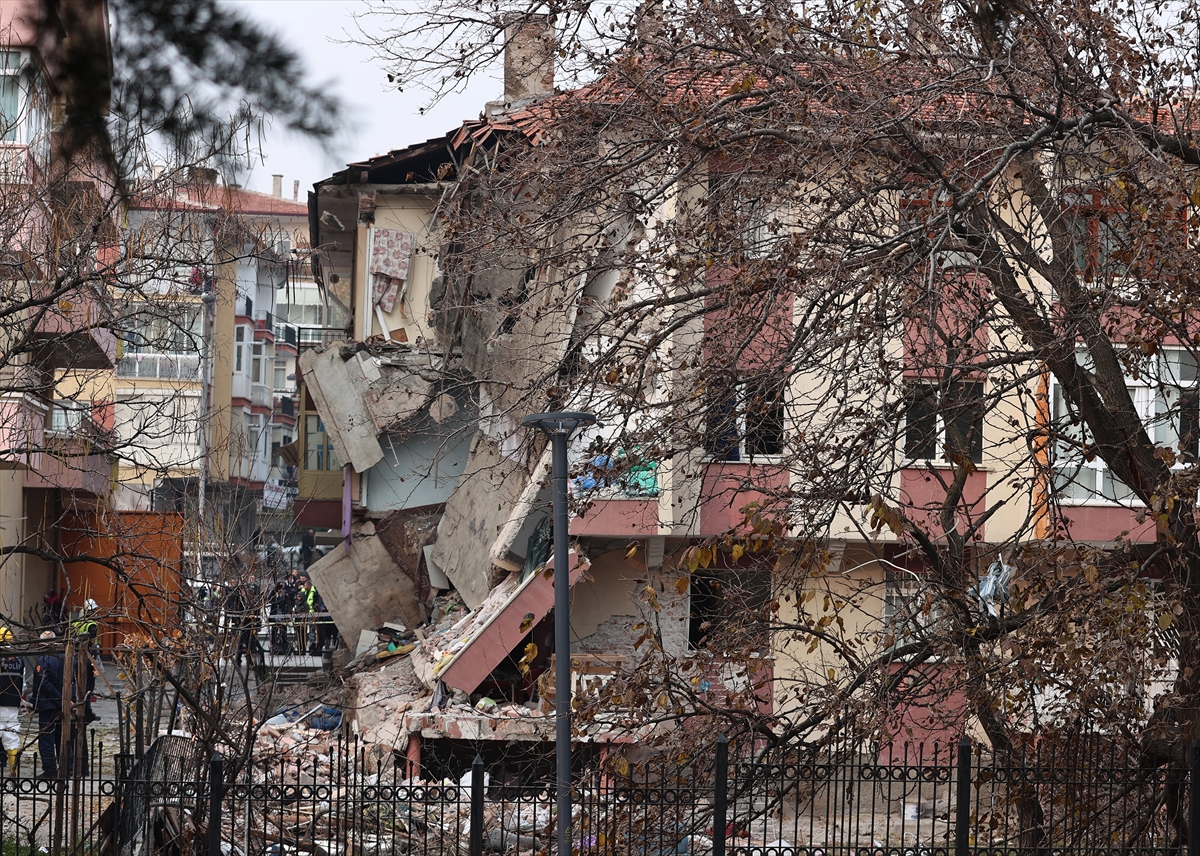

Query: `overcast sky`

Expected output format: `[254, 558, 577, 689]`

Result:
[225, 0, 499, 197]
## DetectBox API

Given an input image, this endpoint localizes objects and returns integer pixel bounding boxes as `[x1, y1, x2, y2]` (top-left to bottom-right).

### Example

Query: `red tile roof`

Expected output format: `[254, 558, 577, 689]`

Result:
[130, 183, 308, 217]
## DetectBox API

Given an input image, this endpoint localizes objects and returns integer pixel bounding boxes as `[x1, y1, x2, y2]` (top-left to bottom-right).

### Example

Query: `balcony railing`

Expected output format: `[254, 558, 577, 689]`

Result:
[254, 310, 274, 331]
[296, 327, 344, 351]
[116, 353, 201, 380]
[273, 323, 298, 347]
[276, 395, 295, 417]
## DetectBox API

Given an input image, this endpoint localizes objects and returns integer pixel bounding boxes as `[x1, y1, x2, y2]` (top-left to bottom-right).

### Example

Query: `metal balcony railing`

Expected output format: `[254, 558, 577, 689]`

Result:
[254, 310, 274, 331]
[273, 323, 298, 347]
[295, 327, 344, 351]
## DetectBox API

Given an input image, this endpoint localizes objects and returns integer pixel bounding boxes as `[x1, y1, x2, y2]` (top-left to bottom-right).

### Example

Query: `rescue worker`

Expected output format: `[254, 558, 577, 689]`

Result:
[298, 577, 317, 654]
[269, 582, 292, 654]
[299, 528, 316, 569]
[70, 599, 99, 723]
[0, 627, 24, 775]
[31, 631, 66, 778]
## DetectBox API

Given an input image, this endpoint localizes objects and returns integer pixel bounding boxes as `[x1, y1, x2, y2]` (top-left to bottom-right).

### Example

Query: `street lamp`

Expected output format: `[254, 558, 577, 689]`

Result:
[520, 411, 596, 856]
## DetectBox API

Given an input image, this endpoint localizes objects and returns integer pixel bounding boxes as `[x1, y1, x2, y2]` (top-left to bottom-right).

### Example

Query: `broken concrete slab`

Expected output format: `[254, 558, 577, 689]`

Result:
[299, 344, 385, 472]
[412, 550, 589, 695]
[428, 393, 458, 423]
[429, 432, 531, 608]
[305, 526, 424, 647]
[490, 444, 553, 572]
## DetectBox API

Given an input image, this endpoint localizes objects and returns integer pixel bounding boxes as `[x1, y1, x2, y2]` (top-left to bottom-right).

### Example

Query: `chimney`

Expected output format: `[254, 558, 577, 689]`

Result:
[503, 14, 555, 104]
[293, 180, 300, 201]
[272, 174, 283, 197]
[187, 166, 218, 185]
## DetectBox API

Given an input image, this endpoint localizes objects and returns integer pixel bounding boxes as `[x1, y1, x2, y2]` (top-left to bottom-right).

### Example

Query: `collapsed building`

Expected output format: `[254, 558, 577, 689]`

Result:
[291, 20, 773, 771]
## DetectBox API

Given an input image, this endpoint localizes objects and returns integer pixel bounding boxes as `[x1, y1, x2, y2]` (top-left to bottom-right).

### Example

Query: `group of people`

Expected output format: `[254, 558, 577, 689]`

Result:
[268, 569, 335, 655]
[0, 600, 101, 779]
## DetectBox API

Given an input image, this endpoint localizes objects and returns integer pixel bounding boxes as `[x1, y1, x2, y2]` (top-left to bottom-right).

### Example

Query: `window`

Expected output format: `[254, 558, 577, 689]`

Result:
[689, 563, 771, 652]
[1051, 348, 1199, 504]
[705, 377, 786, 462]
[708, 171, 790, 259]
[273, 360, 287, 390]
[47, 400, 90, 435]
[235, 326, 245, 373]
[1064, 192, 1186, 285]
[882, 577, 945, 644]
[304, 415, 339, 471]
[116, 304, 203, 378]
[251, 343, 264, 384]
[904, 382, 984, 465]
[0, 52, 19, 143]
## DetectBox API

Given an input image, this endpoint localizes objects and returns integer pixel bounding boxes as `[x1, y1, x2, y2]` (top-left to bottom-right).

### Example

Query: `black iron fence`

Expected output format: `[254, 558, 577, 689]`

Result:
[1, 731, 1196, 856]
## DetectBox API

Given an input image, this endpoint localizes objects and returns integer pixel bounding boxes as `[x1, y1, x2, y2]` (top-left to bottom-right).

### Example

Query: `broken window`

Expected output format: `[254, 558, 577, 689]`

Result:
[705, 377, 786, 462]
[688, 562, 771, 652]
[904, 382, 984, 465]
[304, 414, 339, 471]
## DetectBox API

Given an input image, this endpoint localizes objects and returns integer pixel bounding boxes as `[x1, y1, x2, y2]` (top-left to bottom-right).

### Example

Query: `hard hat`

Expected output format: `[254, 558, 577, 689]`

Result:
[39, 630, 55, 639]
[0, 628, 12, 643]
[83, 599, 98, 612]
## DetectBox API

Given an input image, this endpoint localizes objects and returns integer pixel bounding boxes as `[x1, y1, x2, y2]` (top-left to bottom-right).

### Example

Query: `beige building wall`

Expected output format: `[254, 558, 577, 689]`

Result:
[0, 469, 24, 621]
[208, 256, 237, 484]
[359, 195, 439, 345]
[773, 547, 886, 721]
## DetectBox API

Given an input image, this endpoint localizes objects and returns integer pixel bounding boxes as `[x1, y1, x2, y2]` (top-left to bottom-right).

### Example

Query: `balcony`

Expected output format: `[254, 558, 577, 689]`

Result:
[0, 145, 32, 185]
[254, 311, 275, 341]
[276, 395, 295, 417]
[251, 383, 272, 409]
[32, 285, 117, 370]
[273, 323, 298, 352]
[231, 373, 250, 401]
[116, 353, 201, 381]
[235, 294, 253, 318]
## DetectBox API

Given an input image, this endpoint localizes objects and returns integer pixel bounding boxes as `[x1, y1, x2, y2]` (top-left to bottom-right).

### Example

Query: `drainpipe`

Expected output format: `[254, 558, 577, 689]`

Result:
[197, 290, 217, 541]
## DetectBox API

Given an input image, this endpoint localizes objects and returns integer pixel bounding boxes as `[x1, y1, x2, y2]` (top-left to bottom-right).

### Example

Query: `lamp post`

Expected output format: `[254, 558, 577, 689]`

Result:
[520, 411, 596, 856]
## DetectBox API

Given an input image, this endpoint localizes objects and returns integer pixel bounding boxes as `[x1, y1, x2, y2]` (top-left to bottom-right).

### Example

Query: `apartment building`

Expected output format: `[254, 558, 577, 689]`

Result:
[113, 179, 310, 547]
[0, 0, 118, 624]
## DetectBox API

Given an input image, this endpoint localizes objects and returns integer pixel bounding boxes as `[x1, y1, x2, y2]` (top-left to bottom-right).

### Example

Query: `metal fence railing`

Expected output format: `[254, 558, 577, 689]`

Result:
[2, 730, 1196, 856]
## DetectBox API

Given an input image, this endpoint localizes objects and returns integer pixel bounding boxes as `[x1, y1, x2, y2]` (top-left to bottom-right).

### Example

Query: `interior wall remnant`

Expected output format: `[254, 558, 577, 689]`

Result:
[429, 432, 532, 609]
[305, 521, 424, 646]
[570, 549, 689, 659]
[375, 507, 443, 608]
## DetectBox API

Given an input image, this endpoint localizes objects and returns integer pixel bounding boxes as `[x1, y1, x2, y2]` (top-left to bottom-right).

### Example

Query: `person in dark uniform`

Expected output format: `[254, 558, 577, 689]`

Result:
[223, 580, 253, 666]
[300, 529, 316, 569]
[268, 582, 292, 654]
[0, 628, 24, 775]
[31, 632, 66, 778]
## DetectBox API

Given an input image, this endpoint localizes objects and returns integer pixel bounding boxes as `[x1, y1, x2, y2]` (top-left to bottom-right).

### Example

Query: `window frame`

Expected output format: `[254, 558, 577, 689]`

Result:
[1050, 348, 1199, 506]
[903, 381, 985, 466]
[705, 376, 787, 463]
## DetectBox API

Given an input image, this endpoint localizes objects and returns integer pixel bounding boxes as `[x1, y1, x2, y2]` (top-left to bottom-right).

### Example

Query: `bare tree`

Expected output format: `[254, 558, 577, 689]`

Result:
[358, 0, 1200, 783]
